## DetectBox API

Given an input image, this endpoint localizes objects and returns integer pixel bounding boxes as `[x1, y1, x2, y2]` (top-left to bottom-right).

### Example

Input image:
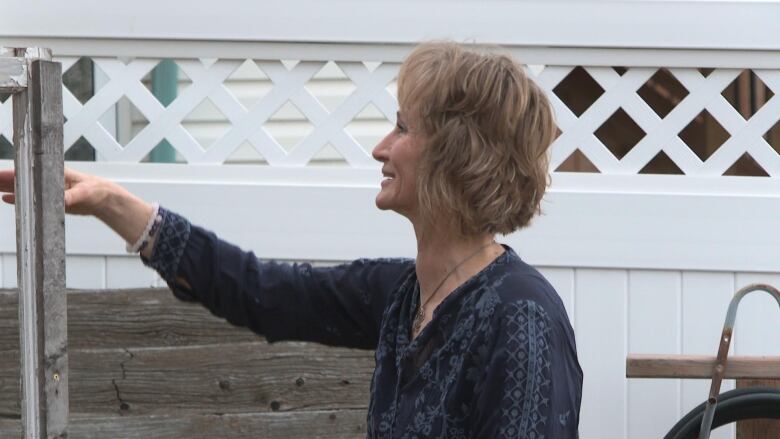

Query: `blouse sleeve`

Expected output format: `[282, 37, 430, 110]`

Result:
[142, 207, 413, 350]
[473, 299, 554, 438]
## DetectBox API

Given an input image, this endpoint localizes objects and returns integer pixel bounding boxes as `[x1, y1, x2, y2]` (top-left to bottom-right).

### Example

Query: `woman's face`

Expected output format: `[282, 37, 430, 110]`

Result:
[372, 111, 421, 218]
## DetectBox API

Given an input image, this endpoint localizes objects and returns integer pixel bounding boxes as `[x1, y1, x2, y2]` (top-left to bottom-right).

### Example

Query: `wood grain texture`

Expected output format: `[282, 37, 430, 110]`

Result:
[13, 56, 68, 439]
[627, 354, 780, 379]
[0, 287, 375, 437]
[0, 341, 374, 417]
[736, 379, 780, 439]
[0, 409, 367, 438]
[0, 57, 27, 92]
[0, 288, 261, 349]
[32, 59, 68, 439]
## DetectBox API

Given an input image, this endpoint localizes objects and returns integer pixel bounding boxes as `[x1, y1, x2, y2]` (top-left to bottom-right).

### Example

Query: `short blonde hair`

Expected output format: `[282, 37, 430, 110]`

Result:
[398, 41, 556, 236]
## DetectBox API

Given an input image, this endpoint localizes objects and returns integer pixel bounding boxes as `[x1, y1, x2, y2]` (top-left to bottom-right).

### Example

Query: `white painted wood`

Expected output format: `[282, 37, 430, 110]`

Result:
[680, 271, 736, 439]
[105, 256, 162, 289]
[574, 269, 627, 439]
[65, 256, 106, 289]
[93, 63, 118, 152]
[626, 270, 681, 439]
[0, 95, 11, 145]
[10, 49, 780, 178]
[2, 254, 17, 289]
[4, 1, 780, 51]
[4, 40, 780, 70]
[45, 60, 780, 175]
[733, 273, 780, 356]
[0, 163, 774, 272]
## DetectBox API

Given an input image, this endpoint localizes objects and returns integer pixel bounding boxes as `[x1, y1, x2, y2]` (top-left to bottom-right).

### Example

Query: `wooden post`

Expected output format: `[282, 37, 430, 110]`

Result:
[11, 48, 68, 439]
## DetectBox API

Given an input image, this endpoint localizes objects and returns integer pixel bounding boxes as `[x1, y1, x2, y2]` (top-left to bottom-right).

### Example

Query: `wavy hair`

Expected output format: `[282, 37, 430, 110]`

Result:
[397, 41, 556, 236]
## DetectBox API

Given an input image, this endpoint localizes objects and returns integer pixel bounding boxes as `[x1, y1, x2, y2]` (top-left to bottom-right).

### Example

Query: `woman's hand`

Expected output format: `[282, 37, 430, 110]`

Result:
[0, 167, 156, 257]
[0, 167, 116, 216]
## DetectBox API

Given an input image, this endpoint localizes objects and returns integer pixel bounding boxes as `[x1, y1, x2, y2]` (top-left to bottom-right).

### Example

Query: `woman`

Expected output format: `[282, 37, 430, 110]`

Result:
[2, 41, 582, 438]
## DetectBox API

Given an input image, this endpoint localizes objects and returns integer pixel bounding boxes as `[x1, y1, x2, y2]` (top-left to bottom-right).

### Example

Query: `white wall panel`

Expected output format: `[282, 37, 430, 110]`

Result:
[574, 269, 627, 439]
[0, 167, 776, 273]
[680, 271, 736, 439]
[4, 1, 780, 51]
[733, 273, 780, 356]
[66, 256, 106, 289]
[627, 270, 682, 439]
[105, 256, 160, 289]
[2, 254, 15, 289]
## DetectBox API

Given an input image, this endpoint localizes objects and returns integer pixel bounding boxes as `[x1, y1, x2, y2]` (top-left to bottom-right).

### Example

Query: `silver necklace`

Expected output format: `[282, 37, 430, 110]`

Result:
[413, 240, 496, 335]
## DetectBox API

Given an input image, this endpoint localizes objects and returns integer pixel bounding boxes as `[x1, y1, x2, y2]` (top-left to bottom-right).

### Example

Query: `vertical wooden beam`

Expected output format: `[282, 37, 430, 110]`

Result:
[12, 49, 68, 438]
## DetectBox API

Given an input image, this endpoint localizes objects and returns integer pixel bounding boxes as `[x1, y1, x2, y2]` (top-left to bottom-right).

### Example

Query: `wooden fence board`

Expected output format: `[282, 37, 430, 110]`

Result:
[0, 287, 376, 436]
[0, 342, 373, 417]
[627, 355, 780, 379]
[0, 288, 260, 349]
[0, 409, 366, 438]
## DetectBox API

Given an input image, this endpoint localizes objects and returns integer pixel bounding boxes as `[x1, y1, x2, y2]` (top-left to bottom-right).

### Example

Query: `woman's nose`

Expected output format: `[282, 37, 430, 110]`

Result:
[372, 134, 391, 163]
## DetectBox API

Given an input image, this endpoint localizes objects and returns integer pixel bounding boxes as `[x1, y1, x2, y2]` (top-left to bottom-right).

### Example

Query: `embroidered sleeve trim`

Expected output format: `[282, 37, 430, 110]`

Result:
[142, 207, 192, 283]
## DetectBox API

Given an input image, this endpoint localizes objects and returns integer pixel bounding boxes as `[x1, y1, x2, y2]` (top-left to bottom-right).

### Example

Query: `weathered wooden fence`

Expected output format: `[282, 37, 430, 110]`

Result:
[0, 288, 372, 438]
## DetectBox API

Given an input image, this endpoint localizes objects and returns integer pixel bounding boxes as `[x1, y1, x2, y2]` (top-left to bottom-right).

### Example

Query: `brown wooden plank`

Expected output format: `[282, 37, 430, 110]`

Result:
[0, 341, 373, 418]
[0, 409, 366, 439]
[0, 288, 260, 350]
[627, 354, 780, 379]
[736, 379, 780, 439]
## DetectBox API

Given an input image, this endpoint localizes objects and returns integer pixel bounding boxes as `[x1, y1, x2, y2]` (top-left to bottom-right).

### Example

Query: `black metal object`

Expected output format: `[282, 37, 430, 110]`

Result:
[665, 387, 780, 439]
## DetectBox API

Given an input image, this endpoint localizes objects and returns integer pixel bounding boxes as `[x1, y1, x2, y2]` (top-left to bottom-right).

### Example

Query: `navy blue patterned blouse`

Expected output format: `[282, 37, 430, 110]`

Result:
[144, 207, 583, 438]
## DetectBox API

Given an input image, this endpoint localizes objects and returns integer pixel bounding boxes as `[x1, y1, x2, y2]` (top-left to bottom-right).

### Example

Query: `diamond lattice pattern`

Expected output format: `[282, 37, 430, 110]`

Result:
[1, 56, 778, 176]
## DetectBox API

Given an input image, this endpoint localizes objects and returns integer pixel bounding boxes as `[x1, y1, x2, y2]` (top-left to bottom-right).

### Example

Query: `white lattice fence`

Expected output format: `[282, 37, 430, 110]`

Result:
[2, 51, 779, 177]
[541, 66, 780, 175]
[0, 56, 400, 166]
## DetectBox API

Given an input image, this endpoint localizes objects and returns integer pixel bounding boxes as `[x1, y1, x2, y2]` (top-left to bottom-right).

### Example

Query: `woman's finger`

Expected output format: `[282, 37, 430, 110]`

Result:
[64, 187, 83, 210]
[1, 194, 14, 205]
[64, 168, 83, 188]
[0, 169, 15, 193]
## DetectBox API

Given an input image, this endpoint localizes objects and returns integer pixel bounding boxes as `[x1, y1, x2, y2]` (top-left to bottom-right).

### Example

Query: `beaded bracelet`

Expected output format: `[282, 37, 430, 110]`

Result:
[126, 203, 162, 253]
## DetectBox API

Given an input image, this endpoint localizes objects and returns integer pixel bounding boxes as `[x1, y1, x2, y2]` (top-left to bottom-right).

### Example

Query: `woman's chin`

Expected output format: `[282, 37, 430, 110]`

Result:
[375, 195, 392, 211]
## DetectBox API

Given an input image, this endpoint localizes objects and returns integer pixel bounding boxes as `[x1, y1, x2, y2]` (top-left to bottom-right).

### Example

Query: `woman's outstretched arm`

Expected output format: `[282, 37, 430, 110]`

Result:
[0, 168, 157, 258]
[0, 167, 410, 348]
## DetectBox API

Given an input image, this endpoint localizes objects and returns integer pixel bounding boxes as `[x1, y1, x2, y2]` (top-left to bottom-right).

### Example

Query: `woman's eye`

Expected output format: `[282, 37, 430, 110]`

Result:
[396, 122, 407, 133]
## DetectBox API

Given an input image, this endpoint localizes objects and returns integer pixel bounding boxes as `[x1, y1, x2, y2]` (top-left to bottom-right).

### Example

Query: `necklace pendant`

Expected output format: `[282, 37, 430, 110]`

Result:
[413, 306, 424, 334]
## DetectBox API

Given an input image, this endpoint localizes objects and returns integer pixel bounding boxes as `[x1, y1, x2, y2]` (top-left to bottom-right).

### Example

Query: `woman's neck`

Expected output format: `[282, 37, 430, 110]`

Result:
[413, 222, 503, 309]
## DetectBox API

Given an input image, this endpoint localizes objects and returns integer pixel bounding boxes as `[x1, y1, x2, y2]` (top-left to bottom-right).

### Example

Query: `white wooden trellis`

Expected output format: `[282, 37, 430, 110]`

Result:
[2, 52, 778, 175]
[0, 47, 68, 439]
[46, 57, 399, 166]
